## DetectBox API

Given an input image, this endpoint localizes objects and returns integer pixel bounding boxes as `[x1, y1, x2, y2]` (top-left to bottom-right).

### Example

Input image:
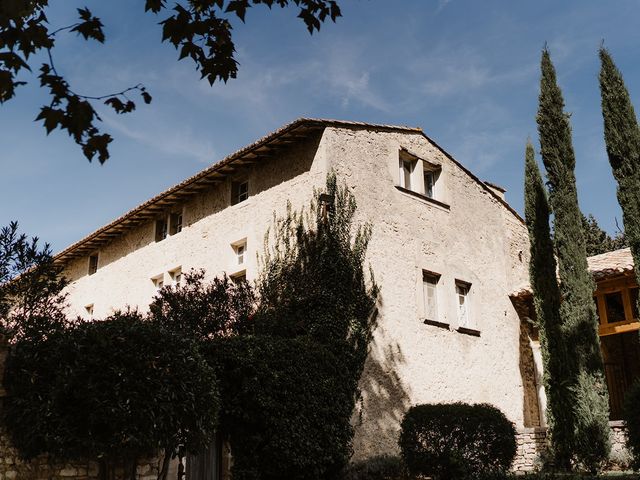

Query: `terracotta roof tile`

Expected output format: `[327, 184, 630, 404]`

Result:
[510, 247, 635, 298]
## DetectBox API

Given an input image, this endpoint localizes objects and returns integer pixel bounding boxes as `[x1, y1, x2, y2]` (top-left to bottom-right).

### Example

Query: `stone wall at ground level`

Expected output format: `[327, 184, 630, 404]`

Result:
[0, 429, 160, 480]
[514, 422, 630, 472]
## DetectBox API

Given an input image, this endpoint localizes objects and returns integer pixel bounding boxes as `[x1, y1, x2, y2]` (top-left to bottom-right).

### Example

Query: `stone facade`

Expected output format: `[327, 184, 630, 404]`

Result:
[514, 427, 548, 472]
[29, 119, 547, 468]
[513, 423, 631, 472]
[0, 439, 159, 480]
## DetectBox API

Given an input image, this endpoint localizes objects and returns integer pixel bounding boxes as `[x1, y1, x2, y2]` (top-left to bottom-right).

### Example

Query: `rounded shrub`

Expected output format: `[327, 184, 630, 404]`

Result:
[399, 402, 517, 480]
[623, 379, 640, 470]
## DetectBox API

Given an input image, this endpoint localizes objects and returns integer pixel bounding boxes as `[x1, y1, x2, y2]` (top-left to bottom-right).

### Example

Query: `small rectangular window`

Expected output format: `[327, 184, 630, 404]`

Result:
[605, 291, 626, 323]
[231, 271, 246, 285]
[169, 211, 183, 235]
[456, 280, 471, 328]
[88, 254, 99, 275]
[152, 275, 164, 291]
[231, 180, 249, 205]
[424, 171, 435, 198]
[231, 239, 247, 269]
[423, 271, 440, 321]
[236, 244, 245, 265]
[170, 268, 182, 286]
[155, 218, 168, 242]
[399, 159, 414, 190]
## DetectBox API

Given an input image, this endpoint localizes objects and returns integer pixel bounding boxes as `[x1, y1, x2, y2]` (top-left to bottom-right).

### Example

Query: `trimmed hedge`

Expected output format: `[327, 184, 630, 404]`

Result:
[4, 311, 219, 462]
[399, 403, 517, 480]
[203, 335, 356, 480]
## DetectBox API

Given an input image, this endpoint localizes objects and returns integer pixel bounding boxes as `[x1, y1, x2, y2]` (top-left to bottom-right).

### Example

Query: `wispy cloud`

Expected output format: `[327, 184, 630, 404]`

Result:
[436, 0, 453, 13]
[162, 37, 392, 116]
[406, 44, 537, 99]
[103, 114, 217, 164]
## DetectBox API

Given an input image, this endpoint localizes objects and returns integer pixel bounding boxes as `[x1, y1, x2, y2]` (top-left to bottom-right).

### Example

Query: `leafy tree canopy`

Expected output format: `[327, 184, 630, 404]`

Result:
[149, 269, 255, 340]
[4, 310, 219, 472]
[202, 173, 379, 480]
[204, 335, 355, 480]
[0, 0, 342, 163]
[255, 172, 379, 376]
[0, 221, 68, 341]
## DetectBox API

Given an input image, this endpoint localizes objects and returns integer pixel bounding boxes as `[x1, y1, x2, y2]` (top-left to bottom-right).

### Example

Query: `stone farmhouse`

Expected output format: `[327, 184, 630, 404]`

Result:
[47, 118, 638, 475]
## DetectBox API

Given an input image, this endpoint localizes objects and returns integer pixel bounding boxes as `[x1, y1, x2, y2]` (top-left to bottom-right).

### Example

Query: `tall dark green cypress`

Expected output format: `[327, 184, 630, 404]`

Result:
[536, 48, 610, 471]
[524, 141, 575, 469]
[599, 48, 640, 290]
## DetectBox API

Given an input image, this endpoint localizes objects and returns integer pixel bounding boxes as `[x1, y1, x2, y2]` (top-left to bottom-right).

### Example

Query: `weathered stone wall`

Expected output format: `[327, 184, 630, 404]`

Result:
[514, 427, 548, 472]
[513, 423, 631, 472]
[0, 436, 159, 480]
[323, 127, 532, 460]
[61, 132, 327, 319]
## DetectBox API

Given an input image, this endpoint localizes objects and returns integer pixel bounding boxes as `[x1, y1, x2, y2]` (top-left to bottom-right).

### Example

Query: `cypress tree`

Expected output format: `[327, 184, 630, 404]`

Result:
[599, 48, 640, 289]
[523, 141, 575, 469]
[536, 48, 610, 471]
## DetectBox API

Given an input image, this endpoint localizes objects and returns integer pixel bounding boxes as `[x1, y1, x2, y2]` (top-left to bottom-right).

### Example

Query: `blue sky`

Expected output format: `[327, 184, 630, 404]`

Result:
[2, 0, 640, 252]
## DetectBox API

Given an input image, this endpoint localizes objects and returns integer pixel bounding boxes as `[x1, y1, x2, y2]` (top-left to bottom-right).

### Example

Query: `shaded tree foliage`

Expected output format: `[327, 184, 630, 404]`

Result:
[255, 172, 379, 377]
[201, 173, 379, 479]
[536, 48, 610, 471]
[149, 269, 255, 340]
[1, 1, 342, 162]
[623, 379, 640, 471]
[204, 336, 355, 480]
[4, 310, 219, 477]
[581, 213, 627, 257]
[0, 221, 68, 341]
[524, 142, 575, 469]
[599, 48, 640, 290]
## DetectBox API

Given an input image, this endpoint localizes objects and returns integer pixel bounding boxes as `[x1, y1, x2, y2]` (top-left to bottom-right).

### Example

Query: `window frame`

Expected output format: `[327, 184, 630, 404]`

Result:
[169, 267, 183, 286]
[397, 148, 448, 209]
[155, 207, 185, 242]
[455, 279, 472, 329]
[151, 274, 165, 291]
[594, 276, 640, 336]
[169, 209, 184, 236]
[230, 238, 248, 273]
[231, 270, 247, 285]
[422, 270, 441, 323]
[88, 253, 99, 276]
[399, 157, 415, 190]
[236, 243, 245, 266]
[155, 217, 168, 242]
[231, 178, 249, 205]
